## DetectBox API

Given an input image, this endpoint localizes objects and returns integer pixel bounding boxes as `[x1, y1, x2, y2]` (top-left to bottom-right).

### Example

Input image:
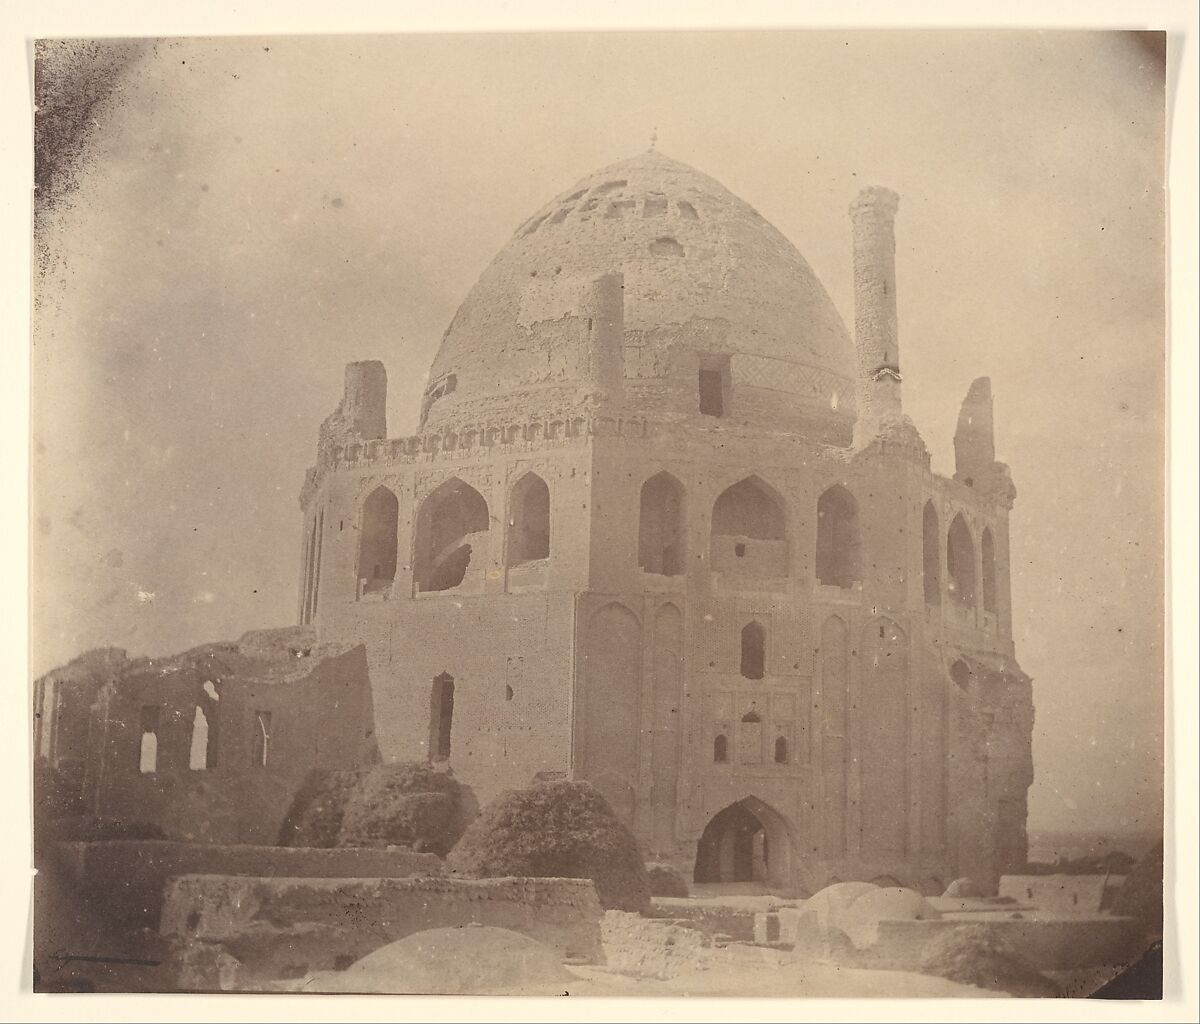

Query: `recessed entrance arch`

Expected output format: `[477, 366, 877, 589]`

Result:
[693, 796, 794, 888]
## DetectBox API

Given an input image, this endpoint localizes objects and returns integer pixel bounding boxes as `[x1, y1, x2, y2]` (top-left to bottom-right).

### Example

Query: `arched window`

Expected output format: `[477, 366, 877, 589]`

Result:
[739, 711, 763, 765]
[414, 479, 490, 593]
[922, 501, 941, 605]
[816, 485, 861, 588]
[710, 476, 788, 577]
[950, 659, 971, 690]
[774, 736, 789, 764]
[981, 527, 997, 613]
[189, 706, 210, 770]
[138, 705, 159, 774]
[713, 734, 728, 763]
[639, 472, 686, 576]
[430, 673, 455, 761]
[947, 514, 977, 609]
[508, 473, 550, 564]
[740, 621, 766, 679]
[189, 681, 220, 771]
[358, 487, 399, 596]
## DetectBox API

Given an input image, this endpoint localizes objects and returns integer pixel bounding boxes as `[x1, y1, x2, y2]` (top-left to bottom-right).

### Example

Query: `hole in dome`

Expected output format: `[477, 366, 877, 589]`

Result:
[650, 236, 684, 257]
[549, 208, 571, 225]
[644, 195, 668, 218]
[606, 199, 636, 219]
[594, 179, 627, 194]
[677, 200, 699, 220]
[563, 189, 586, 203]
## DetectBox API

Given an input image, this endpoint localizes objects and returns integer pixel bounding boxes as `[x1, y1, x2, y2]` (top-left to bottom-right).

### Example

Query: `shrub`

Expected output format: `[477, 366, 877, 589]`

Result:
[447, 780, 651, 912]
[918, 924, 1060, 997]
[339, 791, 459, 854]
[278, 762, 464, 852]
[646, 862, 690, 898]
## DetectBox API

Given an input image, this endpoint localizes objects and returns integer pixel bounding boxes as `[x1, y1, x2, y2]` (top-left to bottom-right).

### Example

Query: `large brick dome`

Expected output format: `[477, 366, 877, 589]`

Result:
[420, 150, 857, 440]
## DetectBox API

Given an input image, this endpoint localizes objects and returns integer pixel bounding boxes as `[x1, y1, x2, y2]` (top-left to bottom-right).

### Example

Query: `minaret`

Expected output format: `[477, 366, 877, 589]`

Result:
[850, 187, 903, 445]
[340, 360, 388, 440]
[954, 377, 996, 485]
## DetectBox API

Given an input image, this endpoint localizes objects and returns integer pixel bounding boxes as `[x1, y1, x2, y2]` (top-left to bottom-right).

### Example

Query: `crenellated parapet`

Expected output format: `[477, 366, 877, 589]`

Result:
[299, 406, 655, 509]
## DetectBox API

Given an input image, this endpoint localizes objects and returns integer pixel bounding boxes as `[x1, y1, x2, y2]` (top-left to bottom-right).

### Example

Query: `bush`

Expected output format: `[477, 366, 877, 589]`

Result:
[447, 780, 651, 912]
[339, 791, 459, 854]
[918, 924, 1060, 997]
[646, 862, 690, 898]
[278, 762, 465, 853]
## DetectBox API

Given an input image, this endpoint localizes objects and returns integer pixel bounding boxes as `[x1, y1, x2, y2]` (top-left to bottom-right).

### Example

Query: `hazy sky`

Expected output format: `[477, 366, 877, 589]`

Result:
[32, 32, 1166, 834]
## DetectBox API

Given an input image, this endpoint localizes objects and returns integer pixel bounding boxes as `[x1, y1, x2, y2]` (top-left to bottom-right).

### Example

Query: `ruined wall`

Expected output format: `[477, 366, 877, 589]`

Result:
[52, 840, 442, 930]
[72, 629, 377, 844]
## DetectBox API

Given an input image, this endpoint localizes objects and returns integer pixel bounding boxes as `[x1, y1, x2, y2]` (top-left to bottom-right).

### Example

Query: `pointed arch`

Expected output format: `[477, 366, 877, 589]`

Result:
[922, 501, 941, 605]
[579, 602, 642, 824]
[820, 614, 850, 856]
[414, 477, 490, 592]
[739, 710, 764, 764]
[639, 471, 687, 575]
[950, 659, 972, 690]
[188, 684, 219, 771]
[710, 475, 789, 577]
[947, 513, 977, 609]
[650, 602, 685, 849]
[358, 486, 399, 596]
[816, 484, 861, 588]
[740, 621, 766, 679]
[138, 705, 159, 774]
[508, 472, 550, 564]
[859, 618, 909, 857]
[981, 526, 997, 613]
[693, 796, 795, 887]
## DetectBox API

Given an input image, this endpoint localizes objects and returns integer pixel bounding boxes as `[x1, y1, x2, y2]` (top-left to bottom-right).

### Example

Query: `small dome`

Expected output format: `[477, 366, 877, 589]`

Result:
[420, 150, 856, 440]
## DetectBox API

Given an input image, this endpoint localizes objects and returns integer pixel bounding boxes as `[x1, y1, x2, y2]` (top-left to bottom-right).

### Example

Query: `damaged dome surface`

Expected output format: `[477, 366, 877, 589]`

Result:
[421, 149, 857, 439]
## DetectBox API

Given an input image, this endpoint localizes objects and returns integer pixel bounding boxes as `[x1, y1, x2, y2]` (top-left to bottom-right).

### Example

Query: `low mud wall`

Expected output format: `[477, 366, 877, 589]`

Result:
[52, 840, 443, 930]
[162, 874, 605, 990]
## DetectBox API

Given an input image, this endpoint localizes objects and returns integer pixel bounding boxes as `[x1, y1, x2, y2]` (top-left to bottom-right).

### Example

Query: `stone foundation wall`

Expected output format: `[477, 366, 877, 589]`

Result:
[52, 840, 443, 929]
[161, 875, 605, 989]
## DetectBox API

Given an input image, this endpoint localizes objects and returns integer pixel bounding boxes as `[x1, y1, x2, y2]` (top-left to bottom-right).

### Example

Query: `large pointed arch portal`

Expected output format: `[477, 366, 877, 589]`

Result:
[693, 796, 794, 888]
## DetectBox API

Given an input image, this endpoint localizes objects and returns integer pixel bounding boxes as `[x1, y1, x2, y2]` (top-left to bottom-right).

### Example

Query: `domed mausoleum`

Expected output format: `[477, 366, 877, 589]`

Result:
[297, 150, 1034, 894]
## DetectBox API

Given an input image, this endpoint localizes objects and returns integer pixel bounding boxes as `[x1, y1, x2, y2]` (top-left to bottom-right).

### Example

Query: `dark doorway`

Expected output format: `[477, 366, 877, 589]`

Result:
[694, 798, 791, 885]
